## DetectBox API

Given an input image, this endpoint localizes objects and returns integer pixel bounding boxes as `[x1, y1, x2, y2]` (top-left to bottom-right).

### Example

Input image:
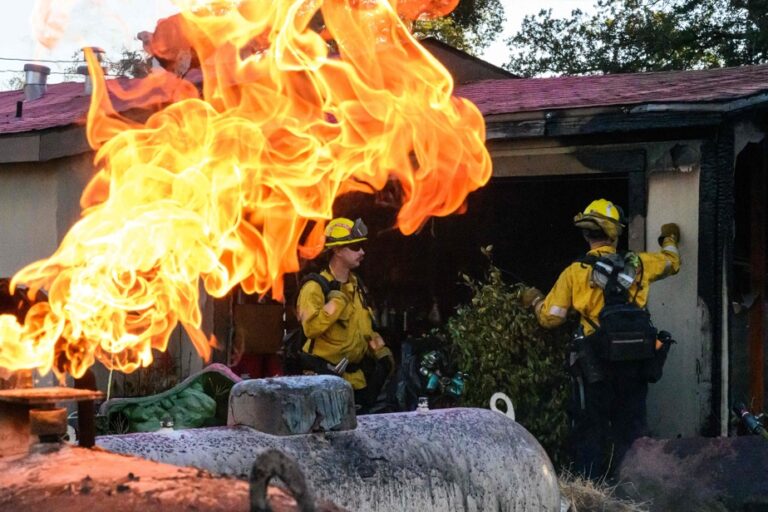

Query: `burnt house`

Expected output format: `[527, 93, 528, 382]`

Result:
[0, 47, 766, 440]
[435, 66, 768, 438]
[343, 65, 768, 439]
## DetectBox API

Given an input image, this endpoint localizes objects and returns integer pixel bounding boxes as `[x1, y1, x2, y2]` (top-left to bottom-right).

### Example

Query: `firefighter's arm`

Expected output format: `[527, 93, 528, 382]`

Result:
[645, 223, 681, 282]
[297, 281, 348, 338]
[368, 332, 395, 374]
[533, 267, 573, 329]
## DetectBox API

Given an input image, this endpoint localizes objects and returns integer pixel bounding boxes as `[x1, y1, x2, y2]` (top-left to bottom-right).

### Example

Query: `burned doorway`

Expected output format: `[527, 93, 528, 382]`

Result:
[220, 172, 631, 374]
[730, 140, 768, 415]
[350, 173, 630, 347]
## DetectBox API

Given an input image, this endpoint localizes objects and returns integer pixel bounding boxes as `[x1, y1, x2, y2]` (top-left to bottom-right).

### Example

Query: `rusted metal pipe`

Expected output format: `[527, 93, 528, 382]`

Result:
[75, 369, 98, 448]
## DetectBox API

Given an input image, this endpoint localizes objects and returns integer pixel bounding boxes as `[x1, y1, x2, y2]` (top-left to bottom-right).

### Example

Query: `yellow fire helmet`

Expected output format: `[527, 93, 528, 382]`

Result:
[324, 217, 368, 248]
[573, 199, 626, 240]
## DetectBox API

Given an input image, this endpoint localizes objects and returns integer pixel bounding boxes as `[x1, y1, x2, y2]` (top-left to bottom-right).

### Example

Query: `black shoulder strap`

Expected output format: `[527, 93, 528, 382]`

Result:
[352, 272, 378, 329]
[352, 272, 371, 307]
[576, 254, 598, 268]
[583, 315, 600, 331]
[300, 272, 331, 299]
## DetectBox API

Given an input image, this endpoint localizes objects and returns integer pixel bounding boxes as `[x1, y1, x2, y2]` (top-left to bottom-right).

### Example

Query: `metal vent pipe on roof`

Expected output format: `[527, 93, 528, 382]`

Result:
[23, 64, 50, 101]
[77, 65, 94, 95]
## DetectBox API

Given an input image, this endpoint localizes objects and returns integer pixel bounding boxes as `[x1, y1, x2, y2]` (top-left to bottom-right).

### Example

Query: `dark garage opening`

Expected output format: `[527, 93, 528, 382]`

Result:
[228, 173, 630, 373]
[351, 173, 630, 345]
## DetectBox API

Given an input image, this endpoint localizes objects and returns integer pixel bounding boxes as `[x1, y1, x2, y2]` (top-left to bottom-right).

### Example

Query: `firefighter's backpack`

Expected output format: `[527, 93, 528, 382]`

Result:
[281, 273, 332, 374]
[579, 252, 657, 362]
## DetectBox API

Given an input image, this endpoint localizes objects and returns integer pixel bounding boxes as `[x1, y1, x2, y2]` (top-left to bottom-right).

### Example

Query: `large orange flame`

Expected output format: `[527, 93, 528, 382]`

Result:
[0, 0, 491, 379]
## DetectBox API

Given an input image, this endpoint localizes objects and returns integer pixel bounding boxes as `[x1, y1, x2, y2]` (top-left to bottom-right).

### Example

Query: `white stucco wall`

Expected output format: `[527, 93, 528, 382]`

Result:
[645, 166, 709, 437]
[0, 163, 59, 277]
[0, 153, 94, 277]
[0, 153, 94, 386]
[0, 152, 212, 391]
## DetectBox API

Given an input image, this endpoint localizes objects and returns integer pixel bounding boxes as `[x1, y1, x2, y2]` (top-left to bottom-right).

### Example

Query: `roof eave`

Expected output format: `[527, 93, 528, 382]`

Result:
[0, 125, 89, 164]
[483, 93, 768, 141]
[629, 91, 768, 114]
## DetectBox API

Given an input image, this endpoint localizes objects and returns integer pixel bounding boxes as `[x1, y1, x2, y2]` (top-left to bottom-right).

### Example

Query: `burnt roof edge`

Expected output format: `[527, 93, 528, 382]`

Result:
[483, 92, 768, 140]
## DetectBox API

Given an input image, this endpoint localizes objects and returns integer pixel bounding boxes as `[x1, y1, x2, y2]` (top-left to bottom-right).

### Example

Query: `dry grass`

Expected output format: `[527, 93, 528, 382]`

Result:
[559, 472, 648, 512]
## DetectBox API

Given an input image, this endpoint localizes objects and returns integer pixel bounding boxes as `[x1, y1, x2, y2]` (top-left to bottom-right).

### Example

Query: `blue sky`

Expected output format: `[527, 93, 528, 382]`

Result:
[0, 0, 593, 89]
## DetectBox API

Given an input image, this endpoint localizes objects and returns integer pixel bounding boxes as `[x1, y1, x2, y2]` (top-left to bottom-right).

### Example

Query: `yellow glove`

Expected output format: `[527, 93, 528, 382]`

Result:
[521, 287, 544, 308]
[658, 223, 681, 246]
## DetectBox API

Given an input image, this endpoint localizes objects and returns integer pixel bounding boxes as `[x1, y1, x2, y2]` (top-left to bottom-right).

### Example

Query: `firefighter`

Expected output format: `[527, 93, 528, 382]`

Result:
[522, 199, 681, 479]
[297, 217, 394, 413]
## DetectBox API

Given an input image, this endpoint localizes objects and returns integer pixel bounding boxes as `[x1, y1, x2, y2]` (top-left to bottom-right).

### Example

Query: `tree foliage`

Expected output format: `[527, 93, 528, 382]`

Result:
[62, 47, 153, 81]
[446, 247, 570, 465]
[506, 0, 768, 76]
[413, 0, 506, 54]
[3, 74, 23, 91]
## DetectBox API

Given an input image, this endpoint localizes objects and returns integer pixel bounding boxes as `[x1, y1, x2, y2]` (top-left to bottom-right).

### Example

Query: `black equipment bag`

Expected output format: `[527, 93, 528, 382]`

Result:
[579, 252, 657, 362]
[594, 303, 656, 361]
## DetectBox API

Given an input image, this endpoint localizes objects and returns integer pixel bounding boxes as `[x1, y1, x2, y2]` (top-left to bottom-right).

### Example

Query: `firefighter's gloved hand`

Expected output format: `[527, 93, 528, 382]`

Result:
[658, 223, 681, 246]
[323, 289, 348, 316]
[521, 287, 544, 309]
[372, 341, 395, 377]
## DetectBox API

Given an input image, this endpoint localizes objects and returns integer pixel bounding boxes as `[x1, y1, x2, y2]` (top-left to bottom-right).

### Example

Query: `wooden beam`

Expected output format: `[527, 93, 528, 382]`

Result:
[212, 292, 233, 365]
[748, 141, 767, 411]
[627, 171, 647, 252]
[486, 111, 723, 140]
[490, 147, 644, 178]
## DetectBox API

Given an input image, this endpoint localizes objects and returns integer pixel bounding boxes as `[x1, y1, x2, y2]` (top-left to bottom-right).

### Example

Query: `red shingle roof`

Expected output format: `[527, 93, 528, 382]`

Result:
[2, 65, 768, 136]
[0, 82, 90, 135]
[455, 65, 768, 116]
[0, 72, 199, 136]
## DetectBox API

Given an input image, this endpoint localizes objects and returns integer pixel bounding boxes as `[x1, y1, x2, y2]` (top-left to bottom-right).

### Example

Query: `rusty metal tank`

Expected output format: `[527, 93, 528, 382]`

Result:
[98, 375, 560, 511]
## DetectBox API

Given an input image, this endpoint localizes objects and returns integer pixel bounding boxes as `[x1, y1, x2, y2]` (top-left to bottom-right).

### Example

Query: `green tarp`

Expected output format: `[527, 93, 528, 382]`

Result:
[99, 363, 241, 434]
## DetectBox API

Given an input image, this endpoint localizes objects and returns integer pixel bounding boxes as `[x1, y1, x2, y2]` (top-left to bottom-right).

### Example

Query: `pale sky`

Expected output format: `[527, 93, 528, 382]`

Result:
[0, 0, 593, 90]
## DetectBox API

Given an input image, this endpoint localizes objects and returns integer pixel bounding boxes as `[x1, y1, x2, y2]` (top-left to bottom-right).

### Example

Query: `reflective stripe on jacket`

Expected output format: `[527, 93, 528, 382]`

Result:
[534, 237, 680, 335]
[297, 269, 377, 389]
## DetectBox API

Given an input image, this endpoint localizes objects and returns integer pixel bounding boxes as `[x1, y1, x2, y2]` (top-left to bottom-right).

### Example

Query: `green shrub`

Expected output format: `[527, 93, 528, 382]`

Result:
[445, 247, 571, 466]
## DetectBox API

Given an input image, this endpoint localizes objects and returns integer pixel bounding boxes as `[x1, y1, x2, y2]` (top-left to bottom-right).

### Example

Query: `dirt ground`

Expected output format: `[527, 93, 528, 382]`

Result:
[1, 442, 653, 512]
[0, 444, 344, 512]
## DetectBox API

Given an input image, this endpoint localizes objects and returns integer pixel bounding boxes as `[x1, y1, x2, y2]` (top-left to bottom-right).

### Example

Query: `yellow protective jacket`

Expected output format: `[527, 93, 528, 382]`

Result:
[297, 269, 378, 390]
[535, 237, 681, 335]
